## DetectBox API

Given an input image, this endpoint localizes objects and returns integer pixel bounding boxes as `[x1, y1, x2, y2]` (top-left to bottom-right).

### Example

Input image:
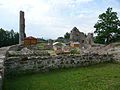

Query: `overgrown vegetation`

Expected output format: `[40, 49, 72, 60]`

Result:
[3, 63, 120, 90]
[0, 28, 19, 47]
[70, 48, 80, 55]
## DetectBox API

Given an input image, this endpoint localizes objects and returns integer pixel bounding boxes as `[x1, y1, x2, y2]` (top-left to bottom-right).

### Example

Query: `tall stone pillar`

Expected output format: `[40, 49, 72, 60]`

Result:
[19, 11, 26, 44]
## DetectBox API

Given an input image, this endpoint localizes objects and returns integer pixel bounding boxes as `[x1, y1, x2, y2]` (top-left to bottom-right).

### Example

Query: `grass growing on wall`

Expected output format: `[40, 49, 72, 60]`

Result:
[37, 43, 46, 49]
[3, 63, 120, 90]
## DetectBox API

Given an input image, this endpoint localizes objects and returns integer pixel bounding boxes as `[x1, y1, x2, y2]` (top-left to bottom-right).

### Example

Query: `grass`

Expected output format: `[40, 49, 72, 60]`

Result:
[46, 50, 56, 56]
[3, 63, 120, 90]
[37, 43, 46, 49]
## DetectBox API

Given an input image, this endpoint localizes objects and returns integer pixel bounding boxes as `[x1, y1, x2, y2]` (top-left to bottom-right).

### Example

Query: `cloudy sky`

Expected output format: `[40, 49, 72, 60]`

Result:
[0, 0, 120, 39]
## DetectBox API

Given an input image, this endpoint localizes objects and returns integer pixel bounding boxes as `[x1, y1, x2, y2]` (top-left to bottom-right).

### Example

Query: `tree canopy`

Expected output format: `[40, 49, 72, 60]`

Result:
[64, 32, 70, 40]
[94, 7, 120, 44]
[0, 28, 19, 47]
[56, 37, 64, 42]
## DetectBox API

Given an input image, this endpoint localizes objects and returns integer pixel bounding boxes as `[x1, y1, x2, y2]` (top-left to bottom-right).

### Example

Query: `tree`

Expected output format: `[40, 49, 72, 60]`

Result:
[0, 28, 19, 47]
[56, 37, 64, 42]
[14, 32, 19, 44]
[64, 32, 70, 39]
[0, 28, 6, 47]
[94, 7, 120, 44]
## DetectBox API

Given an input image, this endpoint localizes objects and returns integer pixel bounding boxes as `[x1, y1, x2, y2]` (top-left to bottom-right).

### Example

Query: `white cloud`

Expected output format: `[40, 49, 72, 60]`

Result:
[0, 0, 120, 39]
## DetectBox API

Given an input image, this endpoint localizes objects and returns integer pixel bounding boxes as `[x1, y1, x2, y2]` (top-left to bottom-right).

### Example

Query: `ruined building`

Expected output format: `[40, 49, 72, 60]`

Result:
[70, 27, 94, 48]
[70, 27, 80, 42]
[70, 27, 86, 48]
[86, 33, 94, 45]
[19, 11, 26, 44]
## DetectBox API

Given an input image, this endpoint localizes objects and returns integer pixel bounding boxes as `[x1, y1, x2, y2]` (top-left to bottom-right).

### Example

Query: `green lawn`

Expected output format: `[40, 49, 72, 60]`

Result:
[3, 63, 120, 90]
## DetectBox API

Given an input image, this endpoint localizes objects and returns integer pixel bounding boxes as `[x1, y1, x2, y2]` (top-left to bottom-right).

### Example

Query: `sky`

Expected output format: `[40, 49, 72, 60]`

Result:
[0, 0, 120, 39]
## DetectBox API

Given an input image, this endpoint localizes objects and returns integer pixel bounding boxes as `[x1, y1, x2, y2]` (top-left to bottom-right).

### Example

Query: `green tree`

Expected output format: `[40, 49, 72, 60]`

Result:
[0, 28, 5, 47]
[94, 7, 120, 44]
[56, 37, 64, 42]
[0, 28, 19, 47]
[64, 32, 70, 39]
[14, 32, 19, 44]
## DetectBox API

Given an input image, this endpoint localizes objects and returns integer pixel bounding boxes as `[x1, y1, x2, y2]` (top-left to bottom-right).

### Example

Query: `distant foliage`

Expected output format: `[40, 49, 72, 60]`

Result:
[55, 32, 70, 43]
[37, 38, 47, 43]
[64, 32, 70, 40]
[56, 37, 64, 42]
[94, 7, 120, 44]
[0, 28, 19, 47]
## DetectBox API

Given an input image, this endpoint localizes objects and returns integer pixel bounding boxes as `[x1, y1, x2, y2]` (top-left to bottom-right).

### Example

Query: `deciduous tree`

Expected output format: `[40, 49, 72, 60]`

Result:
[94, 7, 120, 44]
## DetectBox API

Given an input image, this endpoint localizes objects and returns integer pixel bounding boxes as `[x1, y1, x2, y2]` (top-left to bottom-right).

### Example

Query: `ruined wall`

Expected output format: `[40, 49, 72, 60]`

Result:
[70, 27, 94, 48]
[86, 33, 94, 45]
[70, 27, 81, 42]
[0, 46, 11, 90]
[4, 53, 113, 76]
[0, 56, 4, 90]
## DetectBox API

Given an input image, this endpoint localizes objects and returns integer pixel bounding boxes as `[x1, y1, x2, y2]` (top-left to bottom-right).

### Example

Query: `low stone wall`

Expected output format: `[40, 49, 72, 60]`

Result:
[2, 44, 120, 89]
[4, 53, 113, 77]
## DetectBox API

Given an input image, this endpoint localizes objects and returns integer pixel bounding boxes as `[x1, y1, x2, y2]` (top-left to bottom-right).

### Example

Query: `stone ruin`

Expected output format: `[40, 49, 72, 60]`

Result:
[1, 10, 120, 90]
[19, 11, 26, 45]
[86, 33, 94, 45]
[4, 42, 120, 78]
[4, 47, 114, 77]
[70, 27, 94, 49]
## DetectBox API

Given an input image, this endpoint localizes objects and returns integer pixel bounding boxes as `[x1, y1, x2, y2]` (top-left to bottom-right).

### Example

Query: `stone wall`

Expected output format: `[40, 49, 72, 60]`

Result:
[0, 56, 4, 90]
[1, 44, 120, 90]
[0, 46, 11, 90]
[4, 53, 113, 77]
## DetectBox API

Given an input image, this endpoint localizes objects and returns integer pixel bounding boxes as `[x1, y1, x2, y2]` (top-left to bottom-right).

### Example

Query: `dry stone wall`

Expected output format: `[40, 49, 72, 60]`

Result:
[5, 53, 113, 77]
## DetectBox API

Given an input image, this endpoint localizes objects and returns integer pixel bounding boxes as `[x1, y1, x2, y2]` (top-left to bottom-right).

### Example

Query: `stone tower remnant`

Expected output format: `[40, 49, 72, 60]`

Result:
[70, 27, 81, 42]
[86, 33, 94, 45]
[70, 27, 87, 47]
[70, 27, 94, 49]
[19, 11, 26, 44]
